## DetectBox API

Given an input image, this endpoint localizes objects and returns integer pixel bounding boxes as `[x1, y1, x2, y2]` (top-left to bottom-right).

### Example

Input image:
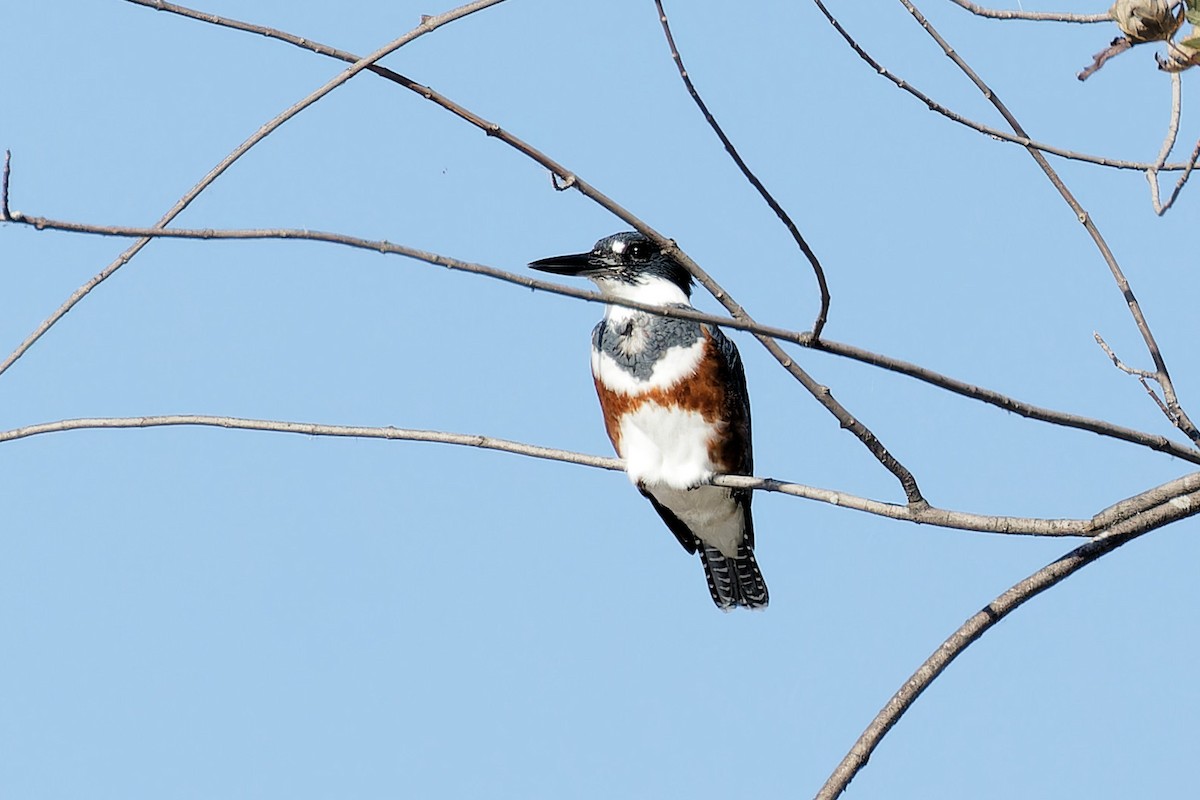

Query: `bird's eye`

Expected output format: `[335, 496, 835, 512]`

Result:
[627, 242, 653, 261]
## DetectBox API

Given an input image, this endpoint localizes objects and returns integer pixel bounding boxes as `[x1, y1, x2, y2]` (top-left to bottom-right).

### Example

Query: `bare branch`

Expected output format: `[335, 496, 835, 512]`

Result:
[0, 414, 621, 471]
[893, 0, 1200, 445]
[124, 0, 929, 506]
[947, 0, 1111, 23]
[0, 0, 508, 381]
[810, 1, 1191, 171]
[5, 414, 1196, 538]
[1147, 72, 1184, 212]
[652, 0, 832, 339]
[817, 476, 1200, 799]
[1077, 36, 1135, 80]
[11, 210, 1200, 465]
[1, 211, 815, 341]
[813, 337, 1200, 464]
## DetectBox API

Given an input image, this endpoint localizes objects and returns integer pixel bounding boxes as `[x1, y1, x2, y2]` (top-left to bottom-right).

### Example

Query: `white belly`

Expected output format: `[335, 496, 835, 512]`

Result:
[618, 405, 744, 558]
[617, 403, 717, 491]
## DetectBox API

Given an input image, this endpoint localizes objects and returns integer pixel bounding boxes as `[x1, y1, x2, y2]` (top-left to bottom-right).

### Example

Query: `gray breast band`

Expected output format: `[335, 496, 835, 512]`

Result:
[592, 311, 702, 382]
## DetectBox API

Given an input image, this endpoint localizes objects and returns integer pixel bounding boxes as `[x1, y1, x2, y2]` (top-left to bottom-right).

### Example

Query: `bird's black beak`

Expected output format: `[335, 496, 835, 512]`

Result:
[528, 251, 595, 276]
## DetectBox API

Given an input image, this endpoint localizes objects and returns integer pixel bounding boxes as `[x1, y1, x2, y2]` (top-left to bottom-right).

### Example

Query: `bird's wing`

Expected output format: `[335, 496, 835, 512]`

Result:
[638, 487, 700, 554]
[702, 323, 755, 549]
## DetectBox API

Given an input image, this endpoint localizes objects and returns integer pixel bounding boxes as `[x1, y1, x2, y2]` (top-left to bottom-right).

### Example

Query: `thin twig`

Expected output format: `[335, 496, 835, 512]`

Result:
[894, 0, 1200, 446]
[1138, 376, 1175, 418]
[1, 150, 11, 221]
[4, 414, 1196, 538]
[1078, 36, 1134, 80]
[815, 479, 1200, 799]
[1094, 331, 1157, 379]
[810, 2, 1189, 172]
[11, 210, 1200, 465]
[1147, 72, 1183, 213]
[947, 0, 1110, 23]
[126, 0, 928, 505]
[0, 0, 507, 381]
[1095, 333, 1178, 422]
[0, 415, 622, 470]
[653, 0, 832, 339]
[812, 337, 1200, 464]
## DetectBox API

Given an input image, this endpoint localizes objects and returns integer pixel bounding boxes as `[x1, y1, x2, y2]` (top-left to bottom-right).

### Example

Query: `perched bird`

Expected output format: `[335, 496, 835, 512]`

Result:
[530, 232, 768, 610]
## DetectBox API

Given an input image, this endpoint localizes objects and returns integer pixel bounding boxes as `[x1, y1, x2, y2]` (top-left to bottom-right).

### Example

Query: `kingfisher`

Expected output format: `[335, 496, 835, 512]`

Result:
[530, 231, 768, 610]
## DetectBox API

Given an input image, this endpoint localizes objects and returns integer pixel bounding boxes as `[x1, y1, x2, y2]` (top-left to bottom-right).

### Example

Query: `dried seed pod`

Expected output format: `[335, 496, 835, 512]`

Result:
[1108, 0, 1181, 43]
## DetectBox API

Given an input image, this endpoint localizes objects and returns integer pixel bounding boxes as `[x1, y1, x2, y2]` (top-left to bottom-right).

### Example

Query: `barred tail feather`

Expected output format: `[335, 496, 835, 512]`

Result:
[699, 543, 769, 610]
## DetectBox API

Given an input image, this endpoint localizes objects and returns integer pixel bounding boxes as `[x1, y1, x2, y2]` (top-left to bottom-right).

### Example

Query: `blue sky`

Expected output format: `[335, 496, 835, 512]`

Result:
[2, 2, 1197, 797]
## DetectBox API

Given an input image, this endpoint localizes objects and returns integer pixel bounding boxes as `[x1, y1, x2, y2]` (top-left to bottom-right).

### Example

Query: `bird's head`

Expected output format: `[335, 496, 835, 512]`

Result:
[528, 231, 694, 304]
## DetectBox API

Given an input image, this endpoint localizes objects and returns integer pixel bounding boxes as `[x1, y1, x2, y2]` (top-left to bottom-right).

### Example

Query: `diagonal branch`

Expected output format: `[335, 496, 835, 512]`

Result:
[815, 476, 1200, 798]
[812, 336, 1200, 463]
[652, 0, 832, 339]
[894, 0, 1200, 445]
[123, 0, 928, 505]
[10, 210, 1200, 466]
[0, 0, 508, 382]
